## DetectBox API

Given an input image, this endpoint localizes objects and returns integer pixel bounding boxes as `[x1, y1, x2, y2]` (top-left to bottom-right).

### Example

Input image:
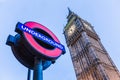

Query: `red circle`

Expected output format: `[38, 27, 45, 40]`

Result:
[24, 22, 62, 58]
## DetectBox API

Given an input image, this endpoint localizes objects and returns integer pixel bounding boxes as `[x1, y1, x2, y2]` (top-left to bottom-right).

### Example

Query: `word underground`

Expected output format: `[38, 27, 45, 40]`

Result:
[17, 22, 65, 52]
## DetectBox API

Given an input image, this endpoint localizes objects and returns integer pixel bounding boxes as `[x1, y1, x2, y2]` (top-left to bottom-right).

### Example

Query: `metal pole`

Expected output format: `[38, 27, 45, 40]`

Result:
[33, 57, 43, 80]
[27, 69, 31, 80]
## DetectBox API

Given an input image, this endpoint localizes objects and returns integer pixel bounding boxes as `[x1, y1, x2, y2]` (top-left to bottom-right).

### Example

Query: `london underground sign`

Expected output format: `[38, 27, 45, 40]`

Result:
[6, 21, 65, 70]
[16, 22, 65, 58]
[17, 22, 65, 51]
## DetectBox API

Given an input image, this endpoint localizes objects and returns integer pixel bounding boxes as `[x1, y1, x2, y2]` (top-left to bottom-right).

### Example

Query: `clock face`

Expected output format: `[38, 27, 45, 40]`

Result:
[83, 23, 93, 31]
[68, 24, 76, 36]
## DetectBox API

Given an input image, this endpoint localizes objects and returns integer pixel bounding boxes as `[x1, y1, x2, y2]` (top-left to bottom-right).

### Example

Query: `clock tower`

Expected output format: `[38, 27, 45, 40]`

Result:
[63, 8, 120, 80]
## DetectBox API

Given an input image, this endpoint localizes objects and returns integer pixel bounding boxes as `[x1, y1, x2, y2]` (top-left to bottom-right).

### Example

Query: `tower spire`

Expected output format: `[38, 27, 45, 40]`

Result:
[67, 7, 74, 21]
[68, 7, 72, 14]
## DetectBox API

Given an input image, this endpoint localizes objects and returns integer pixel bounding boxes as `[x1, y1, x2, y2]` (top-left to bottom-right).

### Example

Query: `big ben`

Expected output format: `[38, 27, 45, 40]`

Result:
[63, 8, 120, 80]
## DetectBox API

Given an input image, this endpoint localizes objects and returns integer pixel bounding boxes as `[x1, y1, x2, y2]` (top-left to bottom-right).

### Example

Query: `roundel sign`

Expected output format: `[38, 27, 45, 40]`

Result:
[16, 22, 65, 60]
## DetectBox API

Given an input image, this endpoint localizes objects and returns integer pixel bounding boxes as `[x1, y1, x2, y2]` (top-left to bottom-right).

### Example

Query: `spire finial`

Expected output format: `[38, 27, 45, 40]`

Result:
[68, 7, 72, 14]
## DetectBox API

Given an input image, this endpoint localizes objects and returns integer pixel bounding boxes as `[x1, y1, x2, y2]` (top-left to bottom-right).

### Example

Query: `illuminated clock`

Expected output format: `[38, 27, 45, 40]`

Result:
[83, 23, 93, 31]
[68, 24, 76, 36]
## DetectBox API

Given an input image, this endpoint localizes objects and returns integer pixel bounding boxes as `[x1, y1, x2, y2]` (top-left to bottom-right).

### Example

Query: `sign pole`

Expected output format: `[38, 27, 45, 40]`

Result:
[27, 69, 31, 80]
[33, 57, 43, 80]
